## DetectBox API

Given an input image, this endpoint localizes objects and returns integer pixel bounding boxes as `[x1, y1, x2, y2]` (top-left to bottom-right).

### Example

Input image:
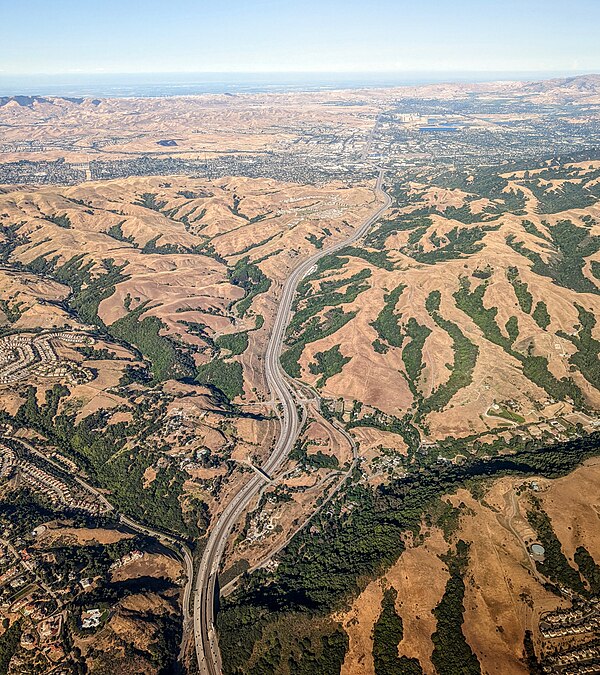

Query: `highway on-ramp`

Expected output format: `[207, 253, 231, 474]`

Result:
[194, 169, 391, 675]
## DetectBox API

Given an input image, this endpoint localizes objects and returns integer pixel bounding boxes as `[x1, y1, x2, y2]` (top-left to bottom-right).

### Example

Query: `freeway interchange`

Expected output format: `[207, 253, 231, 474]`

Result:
[193, 170, 391, 675]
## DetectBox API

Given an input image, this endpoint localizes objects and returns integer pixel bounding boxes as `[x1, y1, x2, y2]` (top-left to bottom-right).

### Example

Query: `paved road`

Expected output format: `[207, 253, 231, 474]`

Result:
[219, 409, 359, 599]
[194, 170, 391, 675]
[3, 435, 195, 660]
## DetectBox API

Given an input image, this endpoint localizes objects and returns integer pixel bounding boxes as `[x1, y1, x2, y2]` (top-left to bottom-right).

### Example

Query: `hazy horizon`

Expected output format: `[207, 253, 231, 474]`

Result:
[0, 69, 596, 99]
[2, 3, 600, 674]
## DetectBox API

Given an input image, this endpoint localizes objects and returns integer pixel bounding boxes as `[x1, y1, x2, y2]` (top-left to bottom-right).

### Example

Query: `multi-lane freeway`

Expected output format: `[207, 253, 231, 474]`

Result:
[194, 169, 391, 675]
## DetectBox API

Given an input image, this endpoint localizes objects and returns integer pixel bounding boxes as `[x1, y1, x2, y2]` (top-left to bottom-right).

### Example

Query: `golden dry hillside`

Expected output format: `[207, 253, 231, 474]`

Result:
[0, 174, 379, 540]
[2, 77, 600, 675]
[0, 92, 378, 164]
[280, 160, 600, 477]
[217, 157, 600, 675]
[337, 458, 600, 675]
[0, 174, 376, 390]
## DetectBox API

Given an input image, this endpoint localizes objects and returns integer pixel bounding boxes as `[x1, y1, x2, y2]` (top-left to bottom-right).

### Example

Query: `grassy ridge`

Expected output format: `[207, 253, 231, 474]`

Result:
[422, 291, 479, 413]
[196, 359, 244, 401]
[454, 279, 583, 405]
[219, 430, 600, 673]
[431, 541, 481, 675]
[111, 302, 194, 383]
[373, 588, 423, 675]
[309, 345, 351, 387]
[371, 283, 406, 348]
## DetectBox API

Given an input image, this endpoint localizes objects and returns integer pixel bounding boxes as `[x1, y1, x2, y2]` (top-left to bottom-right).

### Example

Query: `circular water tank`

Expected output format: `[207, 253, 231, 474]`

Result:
[531, 544, 545, 556]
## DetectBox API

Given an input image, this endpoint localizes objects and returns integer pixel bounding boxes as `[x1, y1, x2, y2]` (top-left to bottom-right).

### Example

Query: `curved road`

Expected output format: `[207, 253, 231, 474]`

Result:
[194, 170, 391, 675]
[3, 435, 195, 656]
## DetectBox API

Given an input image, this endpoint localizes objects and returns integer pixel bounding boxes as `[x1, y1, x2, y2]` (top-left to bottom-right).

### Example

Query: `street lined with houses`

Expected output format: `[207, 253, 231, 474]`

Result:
[0, 331, 94, 385]
[0, 438, 111, 516]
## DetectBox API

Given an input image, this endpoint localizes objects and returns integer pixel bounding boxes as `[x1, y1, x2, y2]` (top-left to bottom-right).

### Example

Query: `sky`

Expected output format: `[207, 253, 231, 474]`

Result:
[1, 0, 599, 75]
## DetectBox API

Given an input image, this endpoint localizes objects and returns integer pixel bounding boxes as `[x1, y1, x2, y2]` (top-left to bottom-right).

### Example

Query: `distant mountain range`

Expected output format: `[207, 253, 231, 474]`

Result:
[0, 95, 100, 107]
[522, 73, 600, 93]
[1, 73, 599, 106]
